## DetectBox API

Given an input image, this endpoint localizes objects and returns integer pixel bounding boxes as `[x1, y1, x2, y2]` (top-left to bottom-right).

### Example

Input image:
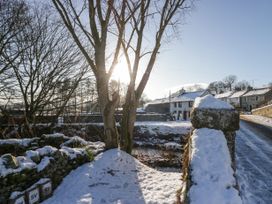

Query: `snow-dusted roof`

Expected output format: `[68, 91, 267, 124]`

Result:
[171, 91, 205, 102]
[147, 90, 206, 105]
[243, 88, 271, 97]
[229, 90, 248, 98]
[214, 91, 234, 99]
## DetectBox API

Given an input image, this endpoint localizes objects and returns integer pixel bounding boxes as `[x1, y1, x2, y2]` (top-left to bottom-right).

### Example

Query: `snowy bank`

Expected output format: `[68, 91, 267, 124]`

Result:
[43, 149, 182, 204]
[189, 128, 241, 204]
[241, 114, 272, 128]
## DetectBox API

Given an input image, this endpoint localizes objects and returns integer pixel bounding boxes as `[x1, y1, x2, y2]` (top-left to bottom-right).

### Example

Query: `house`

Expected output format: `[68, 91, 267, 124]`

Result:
[145, 89, 210, 120]
[241, 88, 272, 111]
[170, 90, 209, 120]
[228, 90, 248, 109]
[214, 91, 233, 103]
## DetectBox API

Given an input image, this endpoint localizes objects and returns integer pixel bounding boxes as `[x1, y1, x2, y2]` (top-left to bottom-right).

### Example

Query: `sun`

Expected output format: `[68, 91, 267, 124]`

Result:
[111, 57, 130, 84]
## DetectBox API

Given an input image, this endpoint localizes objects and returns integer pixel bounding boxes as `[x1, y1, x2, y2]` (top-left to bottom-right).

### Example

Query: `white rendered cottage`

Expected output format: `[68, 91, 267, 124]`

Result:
[170, 90, 209, 121]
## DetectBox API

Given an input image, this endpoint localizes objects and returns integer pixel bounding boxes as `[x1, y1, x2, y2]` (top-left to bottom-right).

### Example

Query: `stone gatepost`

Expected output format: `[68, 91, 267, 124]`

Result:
[180, 95, 241, 203]
[190, 96, 239, 168]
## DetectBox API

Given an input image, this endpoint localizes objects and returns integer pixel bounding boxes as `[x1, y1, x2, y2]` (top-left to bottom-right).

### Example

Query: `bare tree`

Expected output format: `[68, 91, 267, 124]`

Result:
[7, 5, 87, 135]
[0, 0, 29, 96]
[223, 75, 237, 91]
[234, 80, 252, 91]
[52, 0, 192, 152]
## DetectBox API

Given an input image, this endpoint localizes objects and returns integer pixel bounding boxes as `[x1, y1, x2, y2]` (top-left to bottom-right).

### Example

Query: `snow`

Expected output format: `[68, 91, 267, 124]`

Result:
[60, 146, 86, 160]
[61, 136, 88, 147]
[243, 88, 271, 97]
[189, 128, 241, 204]
[171, 91, 205, 102]
[42, 133, 69, 139]
[215, 91, 234, 99]
[0, 156, 36, 177]
[37, 156, 52, 172]
[37, 146, 58, 157]
[17, 156, 36, 169]
[194, 95, 234, 110]
[25, 150, 39, 160]
[10, 191, 24, 199]
[0, 138, 36, 146]
[42, 149, 182, 204]
[229, 90, 248, 98]
[135, 121, 191, 135]
[163, 142, 182, 150]
[241, 114, 272, 128]
[236, 121, 272, 203]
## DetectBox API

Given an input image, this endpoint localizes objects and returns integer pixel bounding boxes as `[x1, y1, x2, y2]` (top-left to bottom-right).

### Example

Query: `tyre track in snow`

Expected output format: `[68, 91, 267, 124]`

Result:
[236, 120, 272, 204]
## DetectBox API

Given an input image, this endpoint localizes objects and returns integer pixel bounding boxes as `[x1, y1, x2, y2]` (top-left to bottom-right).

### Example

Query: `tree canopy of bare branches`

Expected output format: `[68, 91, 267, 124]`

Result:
[3, 3, 88, 136]
[52, 0, 192, 152]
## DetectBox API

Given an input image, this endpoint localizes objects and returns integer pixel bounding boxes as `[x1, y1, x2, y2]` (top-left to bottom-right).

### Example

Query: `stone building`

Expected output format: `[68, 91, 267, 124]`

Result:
[214, 91, 234, 103]
[228, 90, 248, 109]
[241, 88, 272, 111]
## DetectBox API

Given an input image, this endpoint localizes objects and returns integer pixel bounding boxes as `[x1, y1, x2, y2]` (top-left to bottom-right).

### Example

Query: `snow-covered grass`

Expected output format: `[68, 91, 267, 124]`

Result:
[135, 121, 191, 135]
[194, 95, 234, 109]
[241, 114, 272, 128]
[189, 128, 241, 204]
[42, 149, 182, 204]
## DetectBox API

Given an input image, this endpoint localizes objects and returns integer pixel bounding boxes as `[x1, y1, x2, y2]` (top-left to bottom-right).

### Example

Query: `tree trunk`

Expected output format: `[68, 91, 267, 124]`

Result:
[97, 76, 119, 149]
[120, 88, 137, 154]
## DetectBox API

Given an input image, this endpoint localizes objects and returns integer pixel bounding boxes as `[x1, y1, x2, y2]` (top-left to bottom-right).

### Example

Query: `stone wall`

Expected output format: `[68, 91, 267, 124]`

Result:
[0, 113, 168, 126]
[0, 134, 105, 204]
[252, 104, 272, 118]
[181, 95, 241, 203]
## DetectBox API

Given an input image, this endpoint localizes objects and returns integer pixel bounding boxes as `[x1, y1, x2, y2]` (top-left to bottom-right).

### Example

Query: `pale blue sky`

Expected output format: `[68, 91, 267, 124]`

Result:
[145, 0, 272, 99]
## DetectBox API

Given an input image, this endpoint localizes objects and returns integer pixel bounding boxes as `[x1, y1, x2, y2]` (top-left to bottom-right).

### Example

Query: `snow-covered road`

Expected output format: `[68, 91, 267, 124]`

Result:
[236, 120, 272, 204]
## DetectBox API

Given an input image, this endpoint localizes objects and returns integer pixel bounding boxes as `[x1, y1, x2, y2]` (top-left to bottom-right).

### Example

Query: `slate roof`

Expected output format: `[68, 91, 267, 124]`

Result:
[243, 88, 271, 97]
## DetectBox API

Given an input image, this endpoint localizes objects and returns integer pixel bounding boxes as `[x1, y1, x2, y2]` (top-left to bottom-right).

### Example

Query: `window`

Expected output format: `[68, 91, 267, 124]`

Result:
[256, 96, 258, 101]
[178, 102, 182, 107]
[174, 102, 177, 108]
[189, 101, 193, 108]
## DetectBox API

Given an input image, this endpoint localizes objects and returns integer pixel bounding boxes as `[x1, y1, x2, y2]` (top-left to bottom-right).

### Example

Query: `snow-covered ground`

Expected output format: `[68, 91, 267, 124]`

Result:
[42, 149, 182, 204]
[241, 114, 272, 128]
[236, 120, 272, 204]
[135, 121, 191, 135]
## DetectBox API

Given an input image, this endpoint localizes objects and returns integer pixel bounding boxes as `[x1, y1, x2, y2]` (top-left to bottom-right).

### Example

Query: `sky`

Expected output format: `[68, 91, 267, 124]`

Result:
[143, 0, 272, 99]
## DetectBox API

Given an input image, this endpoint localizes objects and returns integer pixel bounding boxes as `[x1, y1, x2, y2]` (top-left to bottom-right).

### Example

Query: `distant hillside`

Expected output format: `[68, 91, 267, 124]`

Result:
[167, 83, 209, 96]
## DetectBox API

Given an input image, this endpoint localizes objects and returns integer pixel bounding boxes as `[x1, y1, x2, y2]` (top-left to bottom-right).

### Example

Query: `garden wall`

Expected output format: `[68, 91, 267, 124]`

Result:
[252, 104, 272, 118]
[0, 134, 105, 204]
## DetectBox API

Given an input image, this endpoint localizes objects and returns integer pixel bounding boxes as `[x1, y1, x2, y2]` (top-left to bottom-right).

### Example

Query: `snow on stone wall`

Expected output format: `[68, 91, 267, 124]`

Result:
[188, 128, 241, 204]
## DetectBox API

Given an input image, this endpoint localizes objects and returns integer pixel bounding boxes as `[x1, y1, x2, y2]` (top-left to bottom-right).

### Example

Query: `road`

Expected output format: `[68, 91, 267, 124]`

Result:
[236, 119, 272, 204]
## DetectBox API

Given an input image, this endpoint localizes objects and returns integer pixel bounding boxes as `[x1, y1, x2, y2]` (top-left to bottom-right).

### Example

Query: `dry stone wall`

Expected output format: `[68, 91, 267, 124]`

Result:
[181, 95, 241, 203]
[0, 134, 105, 204]
[252, 104, 272, 118]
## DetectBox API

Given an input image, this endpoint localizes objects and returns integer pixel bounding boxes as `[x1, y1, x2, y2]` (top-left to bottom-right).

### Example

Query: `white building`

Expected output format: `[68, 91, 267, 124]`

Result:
[170, 90, 209, 120]
[214, 91, 233, 103]
[228, 90, 248, 108]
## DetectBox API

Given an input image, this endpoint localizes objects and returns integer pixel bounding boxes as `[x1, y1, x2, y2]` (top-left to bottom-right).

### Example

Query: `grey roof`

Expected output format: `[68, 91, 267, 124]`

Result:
[243, 88, 271, 97]
[229, 90, 248, 98]
[171, 91, 205, 102]
[215, 91, 234, 99]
